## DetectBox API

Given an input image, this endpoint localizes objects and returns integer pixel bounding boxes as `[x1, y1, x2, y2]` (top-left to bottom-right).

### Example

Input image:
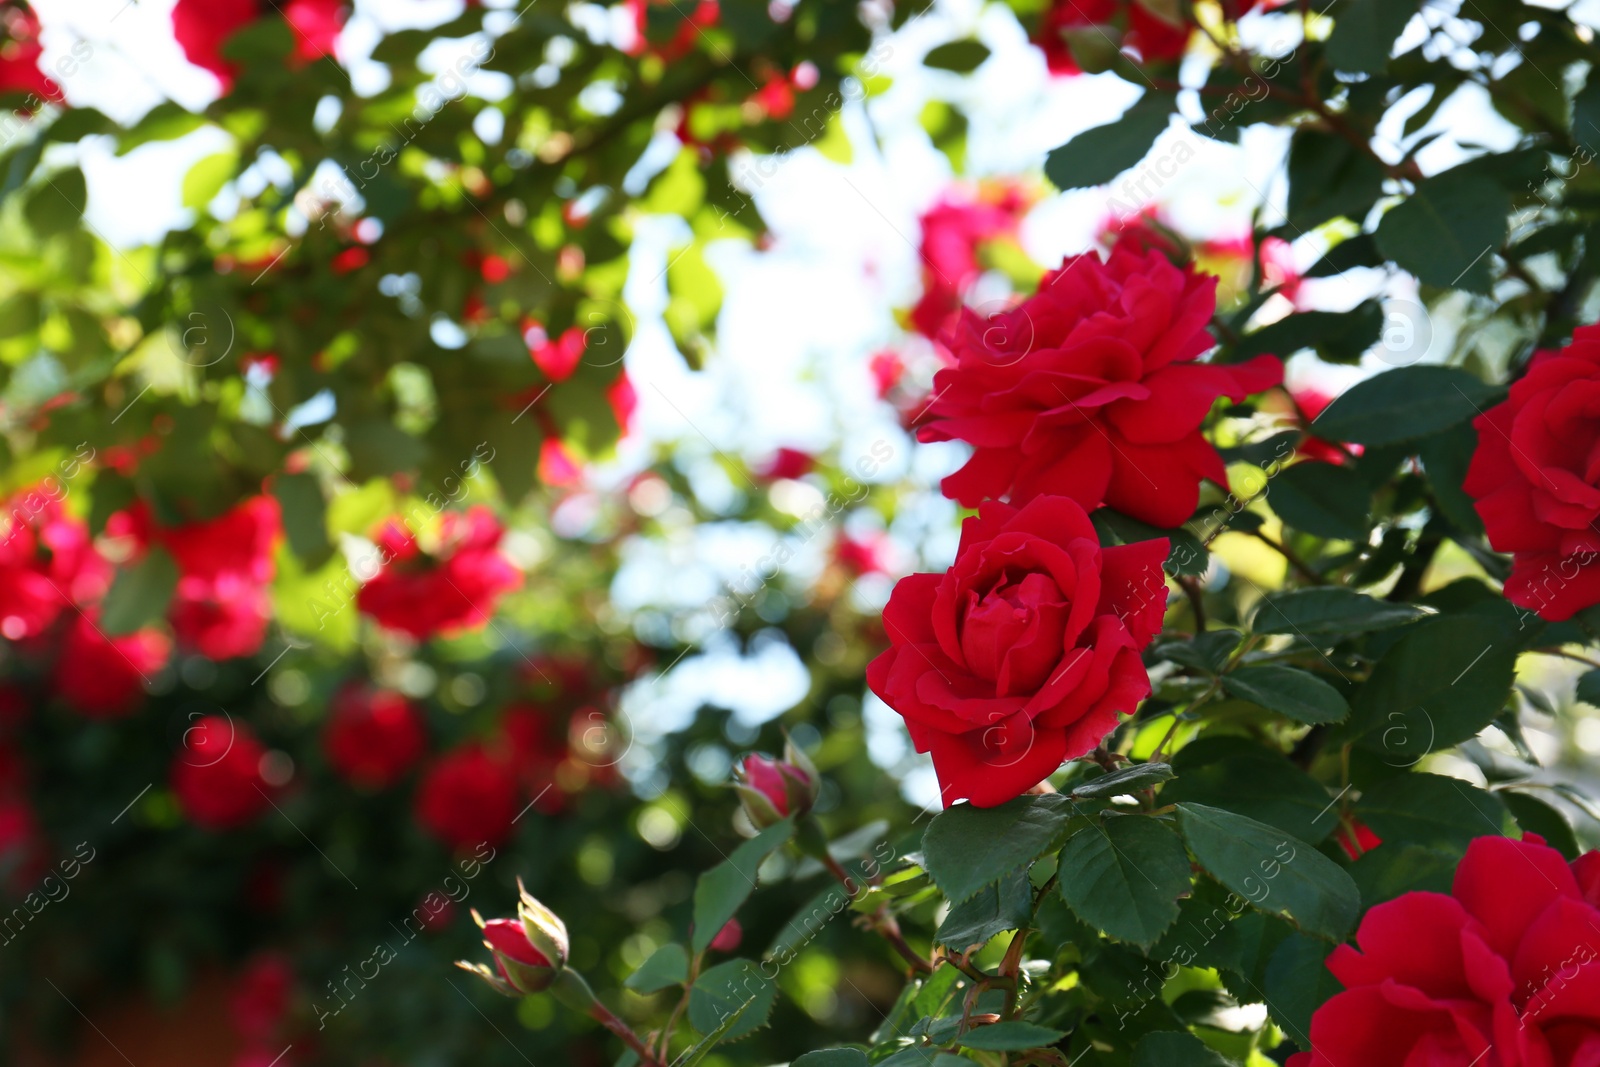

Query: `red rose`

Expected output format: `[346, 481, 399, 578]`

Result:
[911, 184, 1030, 340]
[415, 744, 520, 850]
[171, 0, 258, 85]
[1291, 834, 1600, 1067]
[0, 4, 60, 100]
[171, 715, 274, 829]
[1034, 0, 1190, 76]
[1463, 326, 1600, 621]
[54, 611, 170, 718]
[323, 683, 427, 789]
[171, 0, 348, 89]
[127, 496, 280, 660]
[866, 495, 1168, 808]
[918, 241, 1282, 528]
[0, 489, 111, 641]
[357, 507, 521, 640]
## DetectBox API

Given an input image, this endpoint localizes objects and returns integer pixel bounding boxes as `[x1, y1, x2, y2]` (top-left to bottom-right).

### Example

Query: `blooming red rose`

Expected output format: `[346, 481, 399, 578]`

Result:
[54, 611, 170, 718]
[125, 496, 280, 660]
[866, 495, 1168, 807]
[357, 507, 521, 640]
[0, 3, 57, 101]
[171, 715, 274, 829]
[415, 743, 520, 850]
[171, 0, 348, 90]
[1034, 0, 1190, 77]
[171, 0, 257, 84]
[1463, 326, 1600, 621]
[323, 683, 427, 789]
[1291, 834, 1600, 1067]
[0, 490, 108, 641]
[918, 241, 1282, 529]
[911, 183, 1030, 340]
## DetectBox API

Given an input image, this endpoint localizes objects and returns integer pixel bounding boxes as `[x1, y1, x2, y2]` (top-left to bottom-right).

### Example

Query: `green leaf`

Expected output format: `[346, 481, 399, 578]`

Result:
[1166, 739, 1338, 845]
[922, 794, 1074, 903]
[272, 472, 333, 568]
[1575, 68, 1600, 151]
[1058, 815, 1191, 949]
[1348, 842, 1458, 907]
[1347, 615, 1518, 761]
[935, 868, 1033, 951]
[1133, 1031, 1236, 1066]
[1502, 792, 1579, 860]
[1575, 669, 1600, 708]
[1326, 0, 1424, 74]
[954, 1021, 1066, 1051]
[24, 167, 87, 238]
[923, 39, 990, 72]
[1177, 803, 1360, 941]
[1355, 772, 1507, 849]
[181, 151, 239, 212]
[99, 547, 179, 636]
[1286, 129, 1387, 229]
[624, 944, 689, 994]
[686, 959, 776, 1040]
[1375, 170, 1510, 293]
[1263, 933, 1342, 1050]
[1223, 666, 1349, 725]
[1417, 422, 1484, 535]
[691, 818, 793, 954]
[1235, 304, 1384, 365]
[1267, 462, 1371, 542]
[793, 1053, 869, 1067]
[1306, 233, 1384, 278]
[1312, 366, 1498, 447]
[117, 101, 209, 155]
[1250, 587, 1429, 637]
[1070, 761, 1175, 799]
[345, 421, 429, 479]
[1044, 94, 1174, 191]
[1092, 507, 1208, 577]
[674, 983, 760, 1066]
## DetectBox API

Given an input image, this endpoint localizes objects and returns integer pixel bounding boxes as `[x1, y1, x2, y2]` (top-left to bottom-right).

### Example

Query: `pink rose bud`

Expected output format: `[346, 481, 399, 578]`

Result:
[709, 918, 742, 953]
[455, 883, 569, 996]
[733, 738, 819, 829]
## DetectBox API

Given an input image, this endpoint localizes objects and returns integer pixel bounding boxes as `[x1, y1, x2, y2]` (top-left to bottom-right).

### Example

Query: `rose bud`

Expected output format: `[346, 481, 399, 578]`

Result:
[515, 877, 570, 970]
[458, 909, 561, 996]
[733, 739, 819, 829]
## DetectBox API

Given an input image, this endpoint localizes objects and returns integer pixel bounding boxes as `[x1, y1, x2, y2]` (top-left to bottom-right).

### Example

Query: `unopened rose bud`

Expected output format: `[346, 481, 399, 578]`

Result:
[516, 878, 570, 969]
[456, 892, 567, 997]
[734, 740, 819, 829]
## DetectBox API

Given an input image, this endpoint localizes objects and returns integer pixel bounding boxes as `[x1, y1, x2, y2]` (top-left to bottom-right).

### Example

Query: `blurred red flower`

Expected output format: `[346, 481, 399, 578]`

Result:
[171, 715, 275, 829]
[415, 743, 521, 849]
[54, 611, 169, 718]
[357, 507, 521, 640]
[324, 683, 428, 789]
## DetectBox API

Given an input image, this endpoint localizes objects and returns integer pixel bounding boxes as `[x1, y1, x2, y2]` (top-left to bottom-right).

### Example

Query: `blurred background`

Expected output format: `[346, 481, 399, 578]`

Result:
[3, 0, 1600, 1063]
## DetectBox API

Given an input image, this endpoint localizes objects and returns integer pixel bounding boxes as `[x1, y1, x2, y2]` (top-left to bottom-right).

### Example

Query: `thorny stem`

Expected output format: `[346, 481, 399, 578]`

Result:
[822, 854, 933, 973]
[590, 1001, 666, 1067]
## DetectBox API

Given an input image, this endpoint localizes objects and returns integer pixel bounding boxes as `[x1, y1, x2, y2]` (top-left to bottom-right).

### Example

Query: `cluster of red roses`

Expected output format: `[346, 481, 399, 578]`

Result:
[867, 238, 1282, 807]
[1296, 833, 1600, 1066]
[1033, 0, 1280, 76]
[1464, 326, 1600, 622]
